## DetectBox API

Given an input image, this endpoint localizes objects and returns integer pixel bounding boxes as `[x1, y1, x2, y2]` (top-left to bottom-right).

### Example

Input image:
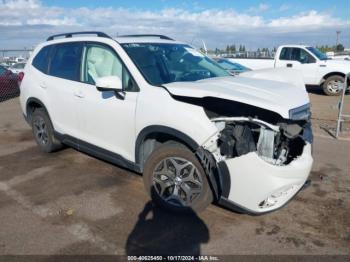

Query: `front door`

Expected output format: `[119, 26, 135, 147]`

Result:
[276, 47, 317, 85]
[76, 43, 139, 162]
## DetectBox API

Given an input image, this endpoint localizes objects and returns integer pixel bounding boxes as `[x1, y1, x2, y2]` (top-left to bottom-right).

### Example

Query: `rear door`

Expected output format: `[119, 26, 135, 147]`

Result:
[45, 42, 84, 137]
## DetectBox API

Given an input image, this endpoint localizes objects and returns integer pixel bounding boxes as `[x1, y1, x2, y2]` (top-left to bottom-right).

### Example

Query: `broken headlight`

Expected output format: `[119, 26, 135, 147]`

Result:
[289, 103, 311, 120]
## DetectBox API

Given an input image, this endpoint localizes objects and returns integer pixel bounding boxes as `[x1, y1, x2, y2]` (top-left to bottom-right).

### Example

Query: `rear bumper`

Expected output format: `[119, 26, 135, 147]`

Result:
[218, 143, 313, 214]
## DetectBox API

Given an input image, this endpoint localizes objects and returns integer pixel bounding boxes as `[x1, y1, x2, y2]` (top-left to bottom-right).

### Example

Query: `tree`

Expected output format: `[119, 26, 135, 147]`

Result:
[230, 44, 236, 53]
[335, 44, 345, 52]
[266, 48, 271, 57]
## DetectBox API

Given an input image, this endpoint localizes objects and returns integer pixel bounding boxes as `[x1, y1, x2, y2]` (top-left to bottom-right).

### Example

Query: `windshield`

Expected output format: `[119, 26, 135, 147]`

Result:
[216, 59, 249, 71]
[121, 43, 230, 86]
[306, 47, 328, 60]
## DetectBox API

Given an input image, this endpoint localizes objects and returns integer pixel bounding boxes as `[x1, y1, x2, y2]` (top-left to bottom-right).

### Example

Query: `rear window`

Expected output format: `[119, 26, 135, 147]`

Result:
[279, 47, 291, 60]
[32, 45, 52, 73]
[49, 43, 83, 81]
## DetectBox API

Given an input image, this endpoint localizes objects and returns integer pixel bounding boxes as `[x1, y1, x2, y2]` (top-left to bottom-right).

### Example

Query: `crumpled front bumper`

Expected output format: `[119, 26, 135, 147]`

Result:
[218, 143, 313, 214]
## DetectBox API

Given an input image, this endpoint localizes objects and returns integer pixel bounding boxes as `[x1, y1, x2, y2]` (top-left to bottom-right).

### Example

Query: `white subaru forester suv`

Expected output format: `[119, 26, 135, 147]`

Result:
[20, 32, 313, 214]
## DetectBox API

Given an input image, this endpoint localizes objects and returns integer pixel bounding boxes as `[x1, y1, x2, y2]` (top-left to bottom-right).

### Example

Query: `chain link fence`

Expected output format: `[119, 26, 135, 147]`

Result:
[0, 68, 20, 103]
[0, 49, 31, 103]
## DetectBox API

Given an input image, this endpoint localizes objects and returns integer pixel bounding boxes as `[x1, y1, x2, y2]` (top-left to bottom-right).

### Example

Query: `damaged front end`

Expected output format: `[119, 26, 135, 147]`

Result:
[197, 100, 314, 214]
[212, 116, 312, 166]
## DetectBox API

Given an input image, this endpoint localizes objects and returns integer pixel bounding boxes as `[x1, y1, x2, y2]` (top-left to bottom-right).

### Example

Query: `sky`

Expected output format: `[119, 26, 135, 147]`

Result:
[0, 0, 350, 50]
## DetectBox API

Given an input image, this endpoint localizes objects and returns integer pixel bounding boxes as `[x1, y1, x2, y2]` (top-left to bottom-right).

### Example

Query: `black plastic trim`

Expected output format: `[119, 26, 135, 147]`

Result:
[217, 161, 231, 198]
[119, 34, 174, 40]
[135, 125, 199, 170]
[195, 148, 220, 200]
[25, 97, 49, 122]
[54, 131, 141, 173]
[194, 152, 231, 201]
[47, 31, 112, 41]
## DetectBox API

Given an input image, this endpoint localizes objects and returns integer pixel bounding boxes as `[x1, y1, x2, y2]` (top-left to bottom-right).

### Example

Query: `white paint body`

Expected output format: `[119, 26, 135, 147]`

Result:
[20, 36, 313, 213]
[230, 45, 350, 86]
[226, 144, 312, 212]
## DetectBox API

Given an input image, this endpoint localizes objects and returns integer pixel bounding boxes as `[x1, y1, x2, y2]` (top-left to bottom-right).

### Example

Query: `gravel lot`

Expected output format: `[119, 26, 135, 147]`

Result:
[0, 90, 349, 257]
[307, 86, 350, 139]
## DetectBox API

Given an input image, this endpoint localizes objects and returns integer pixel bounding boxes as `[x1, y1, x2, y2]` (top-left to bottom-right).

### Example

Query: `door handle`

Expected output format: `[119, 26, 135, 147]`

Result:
[74, 91, 85, 98]
[39, 82, 47, 89]
[286, 63, 293, 68]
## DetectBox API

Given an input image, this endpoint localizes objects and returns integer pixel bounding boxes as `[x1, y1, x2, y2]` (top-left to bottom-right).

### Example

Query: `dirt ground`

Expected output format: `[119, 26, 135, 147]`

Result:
[307, 86, 350, 139]
[0, 89, 349, 257]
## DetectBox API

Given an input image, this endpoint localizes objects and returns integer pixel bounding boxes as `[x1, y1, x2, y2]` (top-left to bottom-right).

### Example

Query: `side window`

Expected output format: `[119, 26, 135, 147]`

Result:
[300, 49, 316, 64]
[49, 43, 83, 81]
[291, 48, 316, 64]
[83, 44, 137, 91]
[279, 48, 291, 60]
[32, 45, 52, 74]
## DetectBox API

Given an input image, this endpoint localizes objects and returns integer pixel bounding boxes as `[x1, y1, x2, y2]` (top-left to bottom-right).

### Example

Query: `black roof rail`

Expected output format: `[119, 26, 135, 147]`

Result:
[118, 34, 174, 40]
[47, 31, 112, 41]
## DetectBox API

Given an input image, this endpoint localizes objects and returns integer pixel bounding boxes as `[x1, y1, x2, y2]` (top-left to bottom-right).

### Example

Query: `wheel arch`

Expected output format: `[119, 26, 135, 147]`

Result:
[320, 72, 345, 84]
[135, 125, 199, 171]
[135, 125, 227, 201]
[25, 97, 50, 123]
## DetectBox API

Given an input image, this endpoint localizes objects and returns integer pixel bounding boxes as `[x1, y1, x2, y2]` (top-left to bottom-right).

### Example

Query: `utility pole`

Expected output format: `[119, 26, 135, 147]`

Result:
[336, 31, 341, 47]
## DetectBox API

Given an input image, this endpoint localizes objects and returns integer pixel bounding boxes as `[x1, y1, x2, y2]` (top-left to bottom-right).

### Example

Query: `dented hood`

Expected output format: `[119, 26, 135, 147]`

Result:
[163, 76, 310, 119]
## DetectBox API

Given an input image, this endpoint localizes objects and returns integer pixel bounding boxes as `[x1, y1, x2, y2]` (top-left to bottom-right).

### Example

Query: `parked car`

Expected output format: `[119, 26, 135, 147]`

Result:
[9, 62, 26, 74]
[20, 32, 313, 214]
[213, 58, 251, 75]
[0, 65, 19, 101]
[0, 63, 10, 69]
[231, 45, 350, 95]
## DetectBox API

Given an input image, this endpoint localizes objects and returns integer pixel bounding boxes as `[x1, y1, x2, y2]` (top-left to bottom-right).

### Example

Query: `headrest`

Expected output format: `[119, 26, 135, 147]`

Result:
[128, 48, 157, 68]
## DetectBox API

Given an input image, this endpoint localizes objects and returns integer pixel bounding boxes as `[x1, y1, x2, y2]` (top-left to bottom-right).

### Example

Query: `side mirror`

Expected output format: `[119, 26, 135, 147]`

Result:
[96, 76, 123, 92]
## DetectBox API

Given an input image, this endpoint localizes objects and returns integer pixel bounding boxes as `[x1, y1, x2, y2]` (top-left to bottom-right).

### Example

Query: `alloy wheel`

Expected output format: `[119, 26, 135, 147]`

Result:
[33, 116, 49, 145]
[327, 79, 342, 94]
[152, 157, 203, 207]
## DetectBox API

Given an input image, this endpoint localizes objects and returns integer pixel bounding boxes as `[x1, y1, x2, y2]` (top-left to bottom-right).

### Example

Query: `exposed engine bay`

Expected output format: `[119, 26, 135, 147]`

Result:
[211, 117, 311, 166]
[172, 95, 312, 166]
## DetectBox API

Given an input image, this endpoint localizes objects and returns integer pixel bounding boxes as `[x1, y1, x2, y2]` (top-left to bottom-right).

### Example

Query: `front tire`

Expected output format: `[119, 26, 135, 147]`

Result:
[143, 143, 213, 213]
[31, 108, 63, 153]
[322, 75, 344, 96]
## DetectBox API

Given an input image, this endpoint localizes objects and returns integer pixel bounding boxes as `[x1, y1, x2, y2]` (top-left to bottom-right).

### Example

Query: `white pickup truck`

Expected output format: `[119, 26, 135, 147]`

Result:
[230, 45, 350, 96]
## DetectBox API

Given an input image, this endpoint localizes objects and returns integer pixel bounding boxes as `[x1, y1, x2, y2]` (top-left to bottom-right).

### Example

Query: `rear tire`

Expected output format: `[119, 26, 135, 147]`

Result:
[31, 108, 63, 153]
[143, 143, 213, 213]
[322, 75, 344, 96]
